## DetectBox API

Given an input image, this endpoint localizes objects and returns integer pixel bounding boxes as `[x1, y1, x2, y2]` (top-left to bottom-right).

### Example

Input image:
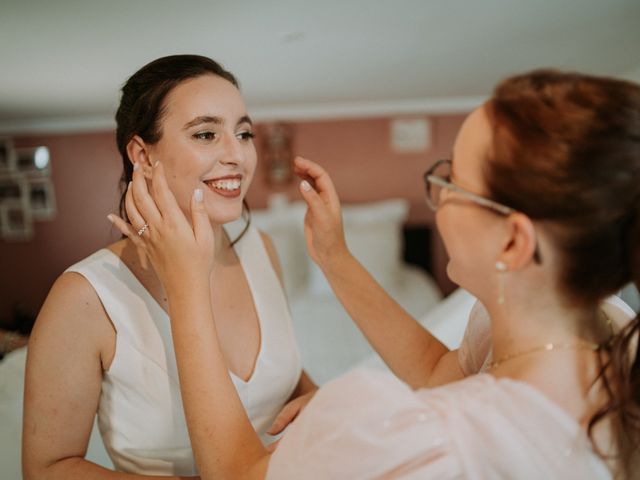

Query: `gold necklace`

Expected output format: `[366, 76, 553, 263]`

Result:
[488, 311, 613, 370]
[487, 341, 601, 370]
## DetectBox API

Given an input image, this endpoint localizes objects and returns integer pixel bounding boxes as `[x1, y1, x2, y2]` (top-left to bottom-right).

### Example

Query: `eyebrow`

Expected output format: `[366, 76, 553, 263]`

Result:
[182, 115, 253, 130]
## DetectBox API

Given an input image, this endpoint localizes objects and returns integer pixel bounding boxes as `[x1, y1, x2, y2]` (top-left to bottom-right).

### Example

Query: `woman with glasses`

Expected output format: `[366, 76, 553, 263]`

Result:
[116, 69, 639, 478]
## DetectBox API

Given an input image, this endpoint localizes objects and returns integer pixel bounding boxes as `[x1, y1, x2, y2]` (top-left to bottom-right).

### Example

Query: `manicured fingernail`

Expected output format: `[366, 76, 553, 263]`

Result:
[301, 180, 311, 192]
[128, 181, 132, 189]
[194, 188, 203, 203]
[133, 162, 139, 171]
[153, 160, 160, 168]
[106, 214, 115, 223]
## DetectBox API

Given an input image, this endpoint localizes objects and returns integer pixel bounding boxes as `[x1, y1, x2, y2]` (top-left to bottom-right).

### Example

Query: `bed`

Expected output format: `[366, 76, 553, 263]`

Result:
[250, 198, 448, 384]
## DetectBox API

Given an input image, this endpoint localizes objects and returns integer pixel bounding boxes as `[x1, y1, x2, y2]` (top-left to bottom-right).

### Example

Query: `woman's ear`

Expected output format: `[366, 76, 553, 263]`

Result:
[498, 213, 538, 271]
[126, 135, 154, 178]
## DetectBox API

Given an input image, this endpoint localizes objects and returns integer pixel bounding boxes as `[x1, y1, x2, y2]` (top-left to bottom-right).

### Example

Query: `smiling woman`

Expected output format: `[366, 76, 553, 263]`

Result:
[22, 55, 317, 479]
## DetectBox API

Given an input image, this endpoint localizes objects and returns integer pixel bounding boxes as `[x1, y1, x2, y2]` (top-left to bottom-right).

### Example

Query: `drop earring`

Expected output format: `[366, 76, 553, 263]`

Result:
[495, 261, 507, 305]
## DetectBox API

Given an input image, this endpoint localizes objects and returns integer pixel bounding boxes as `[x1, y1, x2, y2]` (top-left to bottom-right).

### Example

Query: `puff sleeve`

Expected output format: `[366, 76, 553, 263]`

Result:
[267, 369, 463, 479]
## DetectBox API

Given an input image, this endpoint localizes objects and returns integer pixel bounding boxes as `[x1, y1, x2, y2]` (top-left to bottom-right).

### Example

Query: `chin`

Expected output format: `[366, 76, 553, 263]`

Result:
[446, 261, 471, 292]
[205, 201, 244, 225]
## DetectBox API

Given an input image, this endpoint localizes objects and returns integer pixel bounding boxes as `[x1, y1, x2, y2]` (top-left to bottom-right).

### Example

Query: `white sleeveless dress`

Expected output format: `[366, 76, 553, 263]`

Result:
[66, 223, 302, 476]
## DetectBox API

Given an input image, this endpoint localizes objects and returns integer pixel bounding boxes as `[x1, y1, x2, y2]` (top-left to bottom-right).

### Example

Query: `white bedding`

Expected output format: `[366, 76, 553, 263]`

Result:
[0, 347, 113, 478]
[251, 198, 448, 383]
[290, 266, 444, 384]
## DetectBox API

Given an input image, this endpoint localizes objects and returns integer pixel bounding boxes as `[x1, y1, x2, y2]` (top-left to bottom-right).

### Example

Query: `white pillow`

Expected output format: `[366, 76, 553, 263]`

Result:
[250, 203, 308, 297]
[307, 199, 409, 295]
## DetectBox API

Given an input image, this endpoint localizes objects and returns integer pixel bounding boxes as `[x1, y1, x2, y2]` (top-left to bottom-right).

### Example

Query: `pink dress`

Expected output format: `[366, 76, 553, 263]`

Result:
[267, 298, 633, 479]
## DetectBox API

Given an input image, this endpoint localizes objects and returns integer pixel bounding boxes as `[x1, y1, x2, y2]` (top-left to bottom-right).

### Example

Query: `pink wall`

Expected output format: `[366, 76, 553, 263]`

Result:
[248, 115, 464, 226]
[0, 132, 123, 324]
[0, 114, 465, 323]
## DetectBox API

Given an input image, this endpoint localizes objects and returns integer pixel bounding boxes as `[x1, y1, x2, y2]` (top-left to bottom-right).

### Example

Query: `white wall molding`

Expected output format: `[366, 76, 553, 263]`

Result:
[0, 95, 486, 135]
[0, 115, 117, 136]
[249, 95, 486, 122]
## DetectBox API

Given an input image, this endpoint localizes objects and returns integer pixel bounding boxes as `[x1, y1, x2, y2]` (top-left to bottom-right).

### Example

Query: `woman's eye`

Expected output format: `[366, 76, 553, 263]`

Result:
[193, 131, 216, 141]
[237, 131, 255, 141]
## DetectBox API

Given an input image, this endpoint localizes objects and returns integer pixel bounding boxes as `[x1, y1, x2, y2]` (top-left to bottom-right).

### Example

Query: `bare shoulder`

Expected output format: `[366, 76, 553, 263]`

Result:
[37, 271, 105, 325]
[30, 270, 114, 363]
[259, 230, 284, 285]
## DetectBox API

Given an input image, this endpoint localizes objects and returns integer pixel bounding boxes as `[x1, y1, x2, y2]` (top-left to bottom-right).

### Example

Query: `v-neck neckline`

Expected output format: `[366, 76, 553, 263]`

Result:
[101, 227, 265, 385]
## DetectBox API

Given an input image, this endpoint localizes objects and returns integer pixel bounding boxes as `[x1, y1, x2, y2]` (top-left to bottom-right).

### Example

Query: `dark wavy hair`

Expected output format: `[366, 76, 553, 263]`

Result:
[114, 54, 250, 245]
[485, 69, 640, 476]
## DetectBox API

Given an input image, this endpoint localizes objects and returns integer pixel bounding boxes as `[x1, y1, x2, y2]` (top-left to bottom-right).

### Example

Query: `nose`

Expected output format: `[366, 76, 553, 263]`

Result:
[219, 132, 244, 167]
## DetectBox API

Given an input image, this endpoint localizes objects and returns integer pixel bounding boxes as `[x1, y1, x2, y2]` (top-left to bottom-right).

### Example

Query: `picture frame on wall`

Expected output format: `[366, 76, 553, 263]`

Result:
[0, 198, 33, 242]
[0, 137, 17, 174]
[0, 174, 28, 203]
[27, 177, 56, 220]
[0, 139, 55, 242]
[16, 146, 50, 176]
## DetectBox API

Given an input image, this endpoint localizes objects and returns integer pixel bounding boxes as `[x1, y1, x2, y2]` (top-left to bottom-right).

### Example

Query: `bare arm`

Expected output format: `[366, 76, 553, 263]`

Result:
[167, 279, 270, 480]
[320, 249, 457, 388]
[294, 157, 462, 389]
[22, 273, 193, 480]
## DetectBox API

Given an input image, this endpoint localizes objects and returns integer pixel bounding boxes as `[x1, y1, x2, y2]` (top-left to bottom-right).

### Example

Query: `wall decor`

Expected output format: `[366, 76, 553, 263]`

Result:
[262, 123, 294, 186]
[0, 138, 55, 242]
[0, 137, 16, 173]
[0, 198, 33, 241]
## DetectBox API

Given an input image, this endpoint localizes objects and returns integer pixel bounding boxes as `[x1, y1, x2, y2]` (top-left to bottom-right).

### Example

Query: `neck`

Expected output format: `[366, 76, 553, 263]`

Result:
[211, 224, 227, 259]
[485, 281, 608, 366]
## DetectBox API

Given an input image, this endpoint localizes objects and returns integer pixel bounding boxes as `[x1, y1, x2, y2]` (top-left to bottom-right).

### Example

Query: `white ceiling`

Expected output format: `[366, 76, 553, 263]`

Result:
[1, 0, 639, 133]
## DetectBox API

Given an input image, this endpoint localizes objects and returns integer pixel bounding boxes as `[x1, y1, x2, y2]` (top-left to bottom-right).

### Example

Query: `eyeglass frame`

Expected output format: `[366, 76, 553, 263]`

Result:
[423, 158, 542, 263]
[423, 159, 514, 214]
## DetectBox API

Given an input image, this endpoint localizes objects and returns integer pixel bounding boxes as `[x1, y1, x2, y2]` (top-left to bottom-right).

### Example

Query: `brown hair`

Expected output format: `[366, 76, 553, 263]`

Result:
[114, 54, 250, 245]
[484, 69, 640, 475]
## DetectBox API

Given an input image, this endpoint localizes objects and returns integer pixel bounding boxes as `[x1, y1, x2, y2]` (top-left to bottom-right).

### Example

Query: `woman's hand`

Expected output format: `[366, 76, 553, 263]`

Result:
[108, 161, 214, 291]
[294, 157, 349, 270]
[266, 389, 317, 437]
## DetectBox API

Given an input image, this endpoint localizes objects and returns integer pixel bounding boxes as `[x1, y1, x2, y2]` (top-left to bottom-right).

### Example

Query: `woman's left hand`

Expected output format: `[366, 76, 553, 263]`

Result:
[108, 161, 214, 290]
[266, 390, 317, 437]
